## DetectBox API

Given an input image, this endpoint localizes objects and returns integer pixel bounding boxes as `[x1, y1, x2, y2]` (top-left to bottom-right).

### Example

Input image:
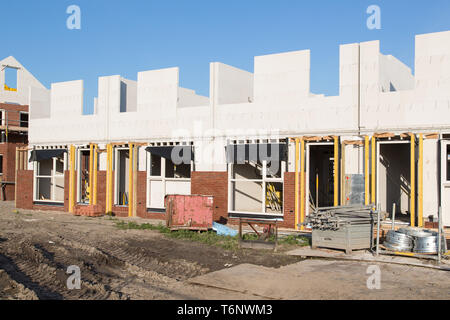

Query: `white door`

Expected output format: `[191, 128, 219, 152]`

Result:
[149, 179, 165, 208]
[441, 140, 450, 227]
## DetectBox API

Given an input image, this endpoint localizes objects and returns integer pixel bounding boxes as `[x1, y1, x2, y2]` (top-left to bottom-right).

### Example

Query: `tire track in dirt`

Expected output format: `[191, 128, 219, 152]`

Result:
[53, 229, 208, 281]
[0, 235, 126, 300]
[46, 232, 202, 299]
[0, 268, 39, 300]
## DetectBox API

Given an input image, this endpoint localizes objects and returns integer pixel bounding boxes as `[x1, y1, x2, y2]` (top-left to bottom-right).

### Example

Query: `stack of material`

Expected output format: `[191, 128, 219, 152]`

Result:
[306, 205, 378, 254]
[73, 204, 104, 217]
[305, 205, 376, 231]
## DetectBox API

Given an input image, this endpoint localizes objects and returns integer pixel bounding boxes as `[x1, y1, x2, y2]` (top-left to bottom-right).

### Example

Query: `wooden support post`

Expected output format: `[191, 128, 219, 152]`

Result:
[316, 171, 319, 208]
[128, 143, 134, 217]
[295, 138, 300, 231]
[300, 138, 306, 231]
[14, 147, 19, 207]
[341, 142, 346, 205]
[418, 134, 423, 227]
[89, 144, 94, 205]
[133, 145, 138, 217]
[69, 145, 76, 213]
[411, 134, 416, 227]
[371, 136, 376, 206]
[334, 136, 339, 207]
[110, 145, 114, 213]
[105, 144, 111, 214]
[93, 144, 98, 205]
[365, 136, 369, 206]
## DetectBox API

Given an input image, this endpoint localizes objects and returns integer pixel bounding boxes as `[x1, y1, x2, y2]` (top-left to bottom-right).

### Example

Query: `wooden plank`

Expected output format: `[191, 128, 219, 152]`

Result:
[425, 133, 439, 140]
[342, 140, 364, 146]
[373, 132, 396, 139]
[400, 132, 413, 139]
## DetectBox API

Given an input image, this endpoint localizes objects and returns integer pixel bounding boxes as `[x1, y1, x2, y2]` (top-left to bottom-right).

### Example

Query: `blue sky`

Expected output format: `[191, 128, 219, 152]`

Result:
[2, 0, 450, 114]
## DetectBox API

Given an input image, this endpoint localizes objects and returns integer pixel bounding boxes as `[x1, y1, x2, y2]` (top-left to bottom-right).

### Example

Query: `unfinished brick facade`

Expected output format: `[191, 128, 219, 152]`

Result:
[16, 166, 299, 228]
[0, 103, 28, 201]
[16, 170, 67, 212]
[191, 171, 228, 224]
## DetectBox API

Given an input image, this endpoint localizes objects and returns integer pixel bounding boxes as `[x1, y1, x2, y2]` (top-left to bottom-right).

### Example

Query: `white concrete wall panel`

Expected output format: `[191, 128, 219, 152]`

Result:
[0, 56, 47, 106]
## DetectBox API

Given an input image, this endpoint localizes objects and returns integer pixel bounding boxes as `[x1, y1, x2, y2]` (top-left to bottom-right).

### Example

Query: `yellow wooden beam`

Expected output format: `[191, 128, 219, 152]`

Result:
[334, 136, 339, 207]
[69, 145, 76, 213]
[418, 134, 423, 228]
[89, 144, 94, 205]
[106, 144, 111, 214]
[365, 136, 369, 206]
[128, 143, 134, 217]
[300, 139, 305, 231]
[411, 134, 416, 227]
[371, 136, 376, 206]
[107, 144, 114, 214]
[133, 145, 138, 217]
[105, 145, 109, 213]
[93, 144, 98, 205]
[295, 138, 300, 231]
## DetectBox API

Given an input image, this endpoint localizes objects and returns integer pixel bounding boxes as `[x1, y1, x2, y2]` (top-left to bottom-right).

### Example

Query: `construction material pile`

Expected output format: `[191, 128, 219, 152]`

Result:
[305, 205, 376, 231]
[384, 227, 446, 254]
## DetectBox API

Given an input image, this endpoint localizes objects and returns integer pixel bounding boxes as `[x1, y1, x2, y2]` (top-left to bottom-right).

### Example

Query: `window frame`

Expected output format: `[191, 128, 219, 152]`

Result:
[33, 153, 67, 204]
[76, 148, 91, 204]
[114, 147, 130, 206]
[228, 159, 286, 216]
[19, 111, 29, 128]
[0, 109, 5, 127]
[146, 150, 193, 209]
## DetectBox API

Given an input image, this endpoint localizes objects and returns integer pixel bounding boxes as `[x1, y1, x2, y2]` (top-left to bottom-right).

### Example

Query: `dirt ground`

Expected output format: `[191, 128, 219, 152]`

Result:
[0, 201, 449, 300]
[0, 202, 299, 300]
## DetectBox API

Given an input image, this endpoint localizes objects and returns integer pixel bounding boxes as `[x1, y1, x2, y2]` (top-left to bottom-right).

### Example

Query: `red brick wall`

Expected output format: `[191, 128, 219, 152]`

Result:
[0, 142, 27, 201]
[16, 170, 33, 209]
[279, 172, 296, 229]
[16, 170, 66, 212]
[64, 171, 69, 212]
[0, 103, 29, 201]
[191, 171, 228, 224]
[0, 103, 29, 127]
[97, 171, 106, 212]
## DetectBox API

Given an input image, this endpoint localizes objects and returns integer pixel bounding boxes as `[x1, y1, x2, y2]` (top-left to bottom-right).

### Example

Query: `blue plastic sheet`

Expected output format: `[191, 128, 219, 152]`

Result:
[212, 222, 238, 237]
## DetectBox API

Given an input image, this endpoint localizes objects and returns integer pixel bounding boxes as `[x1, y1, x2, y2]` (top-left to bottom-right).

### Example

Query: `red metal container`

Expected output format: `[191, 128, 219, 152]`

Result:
[165, 195, 214, 231]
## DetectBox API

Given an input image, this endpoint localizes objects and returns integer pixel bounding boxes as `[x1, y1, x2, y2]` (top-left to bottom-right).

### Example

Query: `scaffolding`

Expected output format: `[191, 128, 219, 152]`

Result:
[0, 109, 28, 143]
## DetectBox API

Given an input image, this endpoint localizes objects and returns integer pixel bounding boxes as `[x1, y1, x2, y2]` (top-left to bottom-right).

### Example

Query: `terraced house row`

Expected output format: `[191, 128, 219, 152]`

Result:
[5, 30, 450, 230]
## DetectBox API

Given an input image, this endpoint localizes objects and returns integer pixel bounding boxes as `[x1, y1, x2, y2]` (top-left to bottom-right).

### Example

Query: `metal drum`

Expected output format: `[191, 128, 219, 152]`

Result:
[384, 230, 413, 252]
[398, 227, 436, 238]
[398, 227, 444, 254]
[414, 236, 439, 254]
[413, 235, 446, 254]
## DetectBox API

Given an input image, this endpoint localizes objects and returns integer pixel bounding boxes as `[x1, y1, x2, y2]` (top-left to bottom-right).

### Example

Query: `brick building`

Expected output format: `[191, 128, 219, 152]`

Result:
[14, 30, 450, 229]
[0, 56, 45, 200]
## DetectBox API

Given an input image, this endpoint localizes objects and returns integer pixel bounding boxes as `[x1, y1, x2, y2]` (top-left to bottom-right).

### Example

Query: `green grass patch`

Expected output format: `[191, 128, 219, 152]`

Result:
[114, 221, 309, 250]
[278, 235, 310, 246]
[115, 221, 238, 249]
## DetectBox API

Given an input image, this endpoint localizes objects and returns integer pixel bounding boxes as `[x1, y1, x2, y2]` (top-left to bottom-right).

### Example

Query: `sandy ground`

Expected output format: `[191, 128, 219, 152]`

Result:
[0, 201, 449, 300]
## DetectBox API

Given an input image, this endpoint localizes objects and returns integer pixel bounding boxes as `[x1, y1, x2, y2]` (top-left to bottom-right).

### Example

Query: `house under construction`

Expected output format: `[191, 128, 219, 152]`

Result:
[14, 30, 450, 230]
[0, 56, 44, 200]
